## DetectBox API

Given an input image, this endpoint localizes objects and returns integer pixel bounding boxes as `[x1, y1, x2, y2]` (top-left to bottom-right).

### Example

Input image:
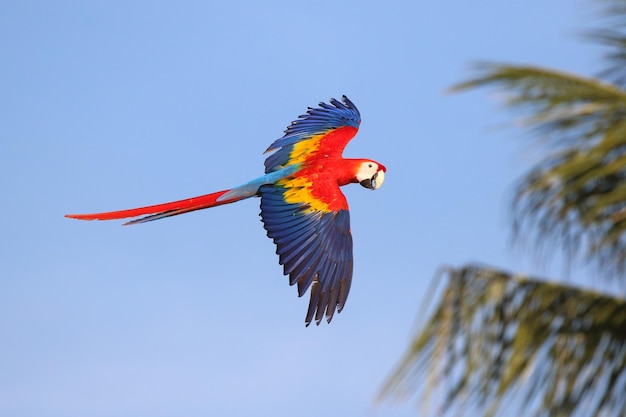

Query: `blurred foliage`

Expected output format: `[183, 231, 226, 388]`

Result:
[445, 0, 626, 278]
[379, 265, 626, 417]
[380, 1, 626, 416]
[453, 64, 626, 278]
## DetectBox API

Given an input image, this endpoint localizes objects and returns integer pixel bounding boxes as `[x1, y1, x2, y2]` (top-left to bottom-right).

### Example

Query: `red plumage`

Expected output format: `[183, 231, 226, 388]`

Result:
[66, 96, 386, 325]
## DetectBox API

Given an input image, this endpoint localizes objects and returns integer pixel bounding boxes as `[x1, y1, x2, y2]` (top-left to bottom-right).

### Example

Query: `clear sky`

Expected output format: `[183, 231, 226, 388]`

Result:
[1, 1, 602, 416]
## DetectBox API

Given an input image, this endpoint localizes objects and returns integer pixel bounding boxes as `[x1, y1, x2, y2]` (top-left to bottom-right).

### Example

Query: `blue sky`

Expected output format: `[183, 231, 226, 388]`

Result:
[1, 1, 603, 416]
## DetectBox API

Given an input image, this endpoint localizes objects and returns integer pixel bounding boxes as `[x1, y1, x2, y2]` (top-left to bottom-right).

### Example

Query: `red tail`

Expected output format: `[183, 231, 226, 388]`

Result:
[65, 189, 241, 225]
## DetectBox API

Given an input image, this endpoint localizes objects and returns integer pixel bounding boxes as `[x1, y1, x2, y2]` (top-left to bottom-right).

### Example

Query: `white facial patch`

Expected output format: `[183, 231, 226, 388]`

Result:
[356, 162, 379, 183]
[357, 162, 385, 190]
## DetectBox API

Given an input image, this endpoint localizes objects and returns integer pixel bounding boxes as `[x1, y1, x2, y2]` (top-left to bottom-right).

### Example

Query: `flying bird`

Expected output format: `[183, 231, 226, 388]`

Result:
[66, 96, 386, 326]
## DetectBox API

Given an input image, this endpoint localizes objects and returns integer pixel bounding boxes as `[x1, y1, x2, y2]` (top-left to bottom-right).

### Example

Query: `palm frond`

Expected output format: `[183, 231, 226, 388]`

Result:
[453, 64, 626, 279]
[379, 264, 626, 417]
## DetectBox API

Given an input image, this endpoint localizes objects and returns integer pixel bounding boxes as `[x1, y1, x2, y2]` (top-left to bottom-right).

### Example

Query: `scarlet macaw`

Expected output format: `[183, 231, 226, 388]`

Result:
[66, 96, 386, 326]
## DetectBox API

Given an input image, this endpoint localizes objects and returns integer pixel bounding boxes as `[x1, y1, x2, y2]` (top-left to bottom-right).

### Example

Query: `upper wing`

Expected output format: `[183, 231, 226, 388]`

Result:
[263, 95, 361, 173]
[259, 182, 353, 326]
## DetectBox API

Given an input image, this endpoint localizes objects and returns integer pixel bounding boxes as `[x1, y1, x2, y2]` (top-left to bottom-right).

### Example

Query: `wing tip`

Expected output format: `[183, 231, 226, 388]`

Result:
[303, 309, 338, 327]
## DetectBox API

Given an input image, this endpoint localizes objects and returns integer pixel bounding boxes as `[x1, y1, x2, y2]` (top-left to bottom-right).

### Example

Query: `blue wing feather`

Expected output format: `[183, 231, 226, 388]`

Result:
[263, 95, 360, 173]
[259, 185, 353, 326]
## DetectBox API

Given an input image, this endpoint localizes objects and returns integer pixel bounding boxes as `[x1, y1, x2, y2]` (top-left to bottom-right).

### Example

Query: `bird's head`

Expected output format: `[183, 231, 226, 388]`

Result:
[356, 160, 386, 190]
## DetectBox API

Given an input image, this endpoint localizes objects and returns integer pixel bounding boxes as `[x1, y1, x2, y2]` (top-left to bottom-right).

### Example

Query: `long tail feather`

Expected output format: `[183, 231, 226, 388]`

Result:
[66, 167, 300, 226]
[65, 189, 243, 225]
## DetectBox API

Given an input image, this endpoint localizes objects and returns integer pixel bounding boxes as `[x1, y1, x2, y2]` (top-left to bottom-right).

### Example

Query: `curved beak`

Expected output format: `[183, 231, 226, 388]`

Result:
[359, 169, 385, 190]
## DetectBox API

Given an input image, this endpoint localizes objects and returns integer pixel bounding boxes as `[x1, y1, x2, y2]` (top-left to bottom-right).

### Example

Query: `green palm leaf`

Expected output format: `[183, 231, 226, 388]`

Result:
[379, 265, 626, 417]
[381, 2, 626, 416]
[453, 64, 626, 278]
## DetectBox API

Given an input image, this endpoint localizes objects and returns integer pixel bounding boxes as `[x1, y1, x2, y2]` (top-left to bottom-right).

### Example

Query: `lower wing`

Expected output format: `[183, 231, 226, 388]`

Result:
[259, 181, 353, 326]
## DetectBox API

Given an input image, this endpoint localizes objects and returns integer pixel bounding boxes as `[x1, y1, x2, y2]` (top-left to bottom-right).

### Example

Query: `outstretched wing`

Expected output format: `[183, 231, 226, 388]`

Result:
[259, 96, 361, 325]
[260, 184, 353, 326]
[263, 95, 361, 173]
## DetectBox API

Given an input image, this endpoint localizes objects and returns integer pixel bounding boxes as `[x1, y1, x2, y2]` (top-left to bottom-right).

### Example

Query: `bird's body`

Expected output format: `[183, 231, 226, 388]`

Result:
[66, 96, 386, 326]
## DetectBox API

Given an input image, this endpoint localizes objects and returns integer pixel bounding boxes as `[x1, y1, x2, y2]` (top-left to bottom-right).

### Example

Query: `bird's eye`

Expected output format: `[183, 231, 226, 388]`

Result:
[368, 163, 373, 168]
